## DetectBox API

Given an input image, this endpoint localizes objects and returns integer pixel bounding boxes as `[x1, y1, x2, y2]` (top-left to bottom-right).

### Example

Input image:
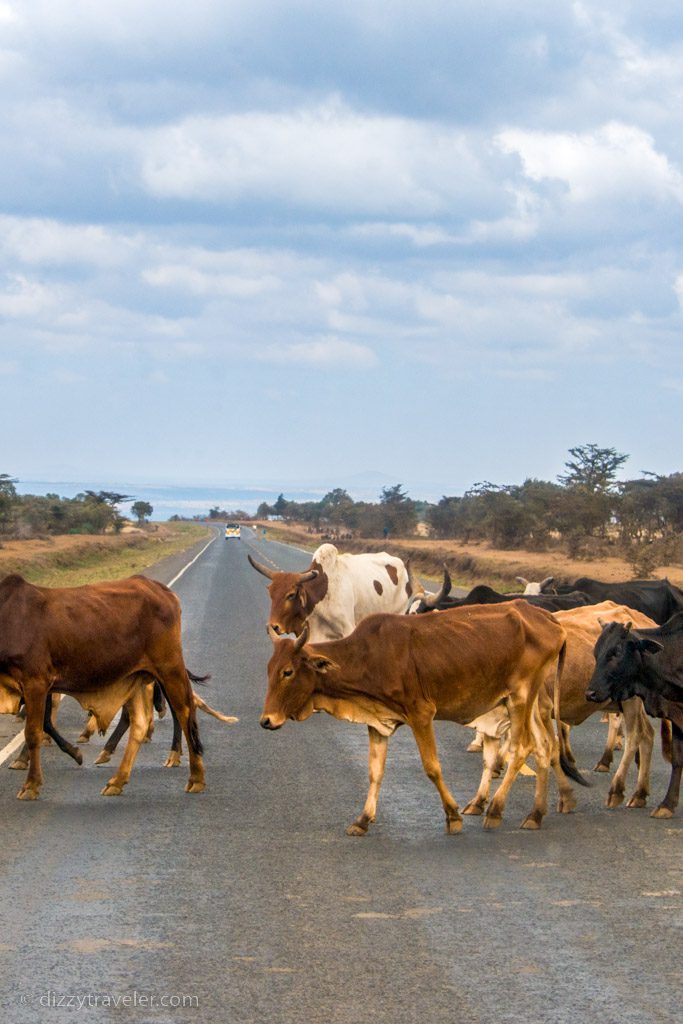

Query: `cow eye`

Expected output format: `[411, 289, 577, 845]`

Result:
[282, 668, 294, 679]
[286, 592, 296, 602]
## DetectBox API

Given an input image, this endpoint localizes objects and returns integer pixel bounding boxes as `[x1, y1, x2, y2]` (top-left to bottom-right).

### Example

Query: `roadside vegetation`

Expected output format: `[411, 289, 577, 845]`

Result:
[251, 445, 683, 587]
[0, 476, 209, 586]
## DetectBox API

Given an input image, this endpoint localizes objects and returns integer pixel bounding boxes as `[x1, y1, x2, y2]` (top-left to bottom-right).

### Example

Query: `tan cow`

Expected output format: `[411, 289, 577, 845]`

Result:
[463, 601, 657, 816]
[260, 600, 578, 835]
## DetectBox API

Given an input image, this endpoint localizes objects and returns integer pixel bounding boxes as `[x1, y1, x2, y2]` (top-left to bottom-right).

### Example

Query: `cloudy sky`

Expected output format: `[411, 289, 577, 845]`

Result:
[1, 1, 682, 498]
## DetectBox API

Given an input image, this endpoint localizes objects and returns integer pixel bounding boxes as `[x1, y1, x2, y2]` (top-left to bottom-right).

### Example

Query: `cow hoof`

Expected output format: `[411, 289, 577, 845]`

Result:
[462, 801, 485, 816]
[519, 763, 536, 777]
[520, 814, 542, 830]
[626, 794, 647, 808]
[185, 781, 205, 793]
[593, 762, 610, 773]
[17, 785, 39, 800]
[94, 750, 112, 765]
[77, 733, 91, 744]
[466, 739, 483, 752]
[606, 791, 624, 809]
[483, 815, 502, 830]
[445, 817, 463, 834]
[73, 749, 84, 767]
[651, 805, 674, 819]
[164, 752, 181, 768]
[101, 783, 123, 796]
[346, 822, 368, 836]
[142, 735, 152, 744]
[557, 795, 577, 814]
[8, 758, 28, 771]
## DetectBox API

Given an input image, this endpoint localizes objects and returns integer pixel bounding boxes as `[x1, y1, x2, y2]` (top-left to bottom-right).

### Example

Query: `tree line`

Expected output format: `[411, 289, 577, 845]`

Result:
[0, 476, 153, 537]
[255, 445, 683, 571]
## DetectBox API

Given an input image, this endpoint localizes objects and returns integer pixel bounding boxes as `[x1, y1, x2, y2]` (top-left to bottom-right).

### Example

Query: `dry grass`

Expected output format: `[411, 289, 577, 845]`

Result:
[0, 523, 210, 587]
[261, 522, 683, 589]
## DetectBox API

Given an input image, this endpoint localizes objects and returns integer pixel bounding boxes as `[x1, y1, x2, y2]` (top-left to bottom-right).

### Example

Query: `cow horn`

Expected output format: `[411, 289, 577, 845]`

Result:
[624, 621, 633, 634]
[248, 554, 276, 580]
[421, 564, 452, 610]
[540, 576, 555, 592]
[267, 624, 280, 642]
[515, 576, 529, 588]
[297, 569, 319, 583]
[406, 559, 424, 595]
[293, 621, 310, 652]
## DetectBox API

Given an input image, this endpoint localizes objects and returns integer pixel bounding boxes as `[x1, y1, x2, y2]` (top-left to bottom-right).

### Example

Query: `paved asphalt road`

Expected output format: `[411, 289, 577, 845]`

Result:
[0, 528, 681, 1024]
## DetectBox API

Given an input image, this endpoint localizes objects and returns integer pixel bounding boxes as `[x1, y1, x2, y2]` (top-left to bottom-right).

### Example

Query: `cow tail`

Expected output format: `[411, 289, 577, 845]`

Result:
[661, 720, 673, 764]
[187, 669, 211, 686]
[554, 640, 591, 788]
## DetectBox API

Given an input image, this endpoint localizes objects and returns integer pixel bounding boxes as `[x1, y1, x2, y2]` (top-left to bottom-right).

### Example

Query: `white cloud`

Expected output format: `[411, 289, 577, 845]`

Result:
[138, 99, 485, 216]
[143, 263, 281, 298]
[258, 338, 378, 369]
[497, 122, 683, 204]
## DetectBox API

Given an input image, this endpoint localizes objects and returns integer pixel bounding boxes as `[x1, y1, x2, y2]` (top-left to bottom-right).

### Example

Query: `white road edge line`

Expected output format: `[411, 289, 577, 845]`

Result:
[167, 531, 217, 589]
[0, 729, 26, 768]
[0, 529, 218, 768]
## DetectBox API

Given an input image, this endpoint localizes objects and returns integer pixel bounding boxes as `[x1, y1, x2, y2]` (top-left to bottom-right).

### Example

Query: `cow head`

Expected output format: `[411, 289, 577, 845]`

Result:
[260, 622, 338, 730]
[585, 621, 664, 704]
[248, 555, 329, 636]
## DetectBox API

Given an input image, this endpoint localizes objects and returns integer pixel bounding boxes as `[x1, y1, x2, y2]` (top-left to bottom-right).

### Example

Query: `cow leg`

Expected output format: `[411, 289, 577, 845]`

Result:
[594, 712, 622, 772]
[651, 722, 683, 819]
[94, 705, 131, 765]
[16, 682, 47, 800]
[101, 691, 148, 796]
[164, 703, 183, 768]
[519, 700, 554, 830]
[42, 694, 83, 766]
[155, 665, 205, 792]
[410, 719, 462, 834]
[484, 695, 536, 829]
[78, 712, 98, 744]
[346, 727, 389, 836]
[463, 734, 502, 815]
[608, 700, 654, 809]
[467, 730, 484, 753]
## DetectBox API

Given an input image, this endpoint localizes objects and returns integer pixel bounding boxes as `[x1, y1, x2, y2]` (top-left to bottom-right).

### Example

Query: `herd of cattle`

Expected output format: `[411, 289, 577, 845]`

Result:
[0, 540, 681, 840]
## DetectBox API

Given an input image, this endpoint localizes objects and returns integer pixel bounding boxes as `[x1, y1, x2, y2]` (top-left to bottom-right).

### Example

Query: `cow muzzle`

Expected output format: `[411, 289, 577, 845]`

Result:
[260, 715, 283, 730]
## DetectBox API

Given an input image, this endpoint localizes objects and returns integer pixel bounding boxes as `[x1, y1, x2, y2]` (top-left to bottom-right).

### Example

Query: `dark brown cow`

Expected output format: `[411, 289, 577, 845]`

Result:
[260, 600, 577, 835]
[0, 573, 205, 800]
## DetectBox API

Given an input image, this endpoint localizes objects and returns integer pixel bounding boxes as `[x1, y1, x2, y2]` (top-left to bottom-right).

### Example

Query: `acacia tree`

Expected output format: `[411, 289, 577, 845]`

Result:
[131, 500, 153, 524]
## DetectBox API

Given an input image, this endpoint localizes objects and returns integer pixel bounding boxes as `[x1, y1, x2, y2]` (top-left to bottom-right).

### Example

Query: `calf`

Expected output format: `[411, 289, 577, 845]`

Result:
[586, 613, 683, 818]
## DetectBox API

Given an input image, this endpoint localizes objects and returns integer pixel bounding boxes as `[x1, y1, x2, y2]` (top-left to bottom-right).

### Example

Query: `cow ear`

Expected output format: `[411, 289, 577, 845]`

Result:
[597, 617, 607, 628]
[308, 656, 337, 674]
[638, 638, 664, 655]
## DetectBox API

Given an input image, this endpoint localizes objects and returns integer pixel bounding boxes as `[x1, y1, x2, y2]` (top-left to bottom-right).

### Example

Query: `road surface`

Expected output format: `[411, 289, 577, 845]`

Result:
[0, 528, 680, 1024]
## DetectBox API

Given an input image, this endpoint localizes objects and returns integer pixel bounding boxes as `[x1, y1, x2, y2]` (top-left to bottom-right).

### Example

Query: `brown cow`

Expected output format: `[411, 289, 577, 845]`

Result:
[260, 600, 577, 835]
[463, 602, 657, 816]
[0, 573, 206, 800]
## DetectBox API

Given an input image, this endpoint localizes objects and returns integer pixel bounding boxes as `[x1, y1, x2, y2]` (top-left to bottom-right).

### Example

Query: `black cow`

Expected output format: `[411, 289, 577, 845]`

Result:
[408, 568, 591, 614]
[586, 613, 683, 819]
[553, 578, 683, 625]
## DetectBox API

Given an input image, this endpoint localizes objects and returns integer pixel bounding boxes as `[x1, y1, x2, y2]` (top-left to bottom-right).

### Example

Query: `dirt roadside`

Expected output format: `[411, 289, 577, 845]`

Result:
[259, 521, 683, 589]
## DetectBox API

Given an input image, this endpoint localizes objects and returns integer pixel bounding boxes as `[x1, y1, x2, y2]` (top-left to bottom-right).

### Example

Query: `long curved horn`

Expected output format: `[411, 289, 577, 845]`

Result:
[267, 624, 280, 642]
[248, 554, 277, 580]
[421, 564, 452, 609]
[293, 621, 310, 652]
[297, 569, 319, 583]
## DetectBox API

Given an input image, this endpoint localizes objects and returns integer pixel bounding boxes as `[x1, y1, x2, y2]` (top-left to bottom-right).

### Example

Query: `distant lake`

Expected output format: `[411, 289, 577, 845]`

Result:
[15, 481, 327, 521]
